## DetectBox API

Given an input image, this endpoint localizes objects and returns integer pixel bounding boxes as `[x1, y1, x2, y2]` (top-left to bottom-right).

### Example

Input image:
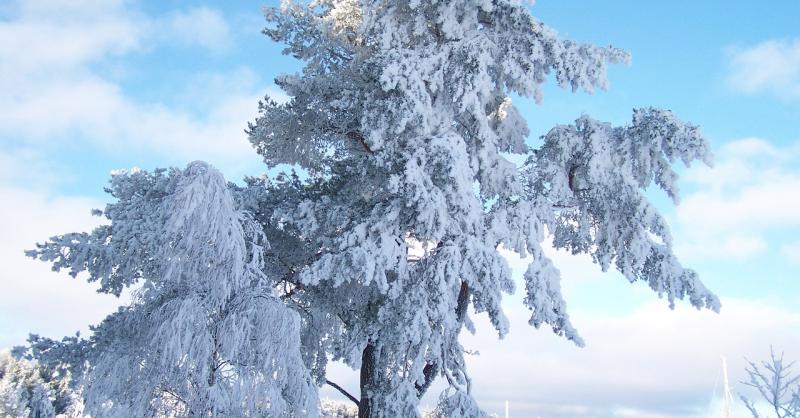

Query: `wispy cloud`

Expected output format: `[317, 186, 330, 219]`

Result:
[726, 38, 800, 100]
[163, 7, 233, 52]
[673, 137, 800, 261]
[780, 241, 800, 264]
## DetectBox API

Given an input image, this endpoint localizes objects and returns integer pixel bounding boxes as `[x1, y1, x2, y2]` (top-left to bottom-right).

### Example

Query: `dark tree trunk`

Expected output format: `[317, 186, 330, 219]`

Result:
[359, 342, 377, 418]
[359, 282, 470, 415]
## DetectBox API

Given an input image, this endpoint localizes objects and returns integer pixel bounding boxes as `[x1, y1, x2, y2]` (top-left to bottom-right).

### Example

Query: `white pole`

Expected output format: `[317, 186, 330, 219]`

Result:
[722, 356, 733, 418]
[505, 400, 509, 418]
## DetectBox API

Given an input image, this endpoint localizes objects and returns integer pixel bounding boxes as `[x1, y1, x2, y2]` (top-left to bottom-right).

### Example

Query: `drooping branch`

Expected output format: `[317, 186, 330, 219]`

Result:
[417, 281, 471, 398]
[325, 379, 360, 407]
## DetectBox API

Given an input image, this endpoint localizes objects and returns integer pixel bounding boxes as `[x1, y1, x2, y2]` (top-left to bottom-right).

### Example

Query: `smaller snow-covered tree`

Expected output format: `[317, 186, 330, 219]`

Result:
[740, 348, 800, 418]
[0, 352, 81, 418]
[320, 398, 358, 418]
[23, 162, 318, 417]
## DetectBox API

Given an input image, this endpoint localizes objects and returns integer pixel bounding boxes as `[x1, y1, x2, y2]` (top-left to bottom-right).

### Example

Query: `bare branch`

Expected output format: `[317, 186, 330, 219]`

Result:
[740, 347, 800, 418]
[325, 379, 360, 408]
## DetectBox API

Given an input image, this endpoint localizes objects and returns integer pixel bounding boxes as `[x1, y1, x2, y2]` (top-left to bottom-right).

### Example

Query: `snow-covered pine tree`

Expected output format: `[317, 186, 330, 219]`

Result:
[245, 1, 718, 416]
[23, 1, 719, 417]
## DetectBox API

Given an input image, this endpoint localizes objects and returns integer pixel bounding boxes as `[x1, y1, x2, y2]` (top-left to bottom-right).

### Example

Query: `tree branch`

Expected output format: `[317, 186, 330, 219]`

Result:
[325, 379, 360, 407]
[415, 362, 438, 398]
[345, 130, 373, 154]
[455, 281, 470, 322]
[417, 281, 470, 399]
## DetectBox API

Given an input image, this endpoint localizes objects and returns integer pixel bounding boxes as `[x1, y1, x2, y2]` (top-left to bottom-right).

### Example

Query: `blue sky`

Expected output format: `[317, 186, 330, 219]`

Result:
[1, 1, 799, 417]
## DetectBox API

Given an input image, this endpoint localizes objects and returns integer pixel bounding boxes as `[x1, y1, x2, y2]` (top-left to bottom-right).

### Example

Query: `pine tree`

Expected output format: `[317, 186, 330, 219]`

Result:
[24, 1, 719, 417]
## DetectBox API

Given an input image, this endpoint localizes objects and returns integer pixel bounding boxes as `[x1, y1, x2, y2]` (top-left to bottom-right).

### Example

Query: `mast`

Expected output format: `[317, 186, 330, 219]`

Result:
[722, 356, 733, 418]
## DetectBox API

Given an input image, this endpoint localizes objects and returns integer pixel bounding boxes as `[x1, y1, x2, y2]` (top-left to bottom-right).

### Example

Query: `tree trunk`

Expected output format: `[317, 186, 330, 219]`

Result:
[359, 283, 469, 415]
[359, 342, 377, 418]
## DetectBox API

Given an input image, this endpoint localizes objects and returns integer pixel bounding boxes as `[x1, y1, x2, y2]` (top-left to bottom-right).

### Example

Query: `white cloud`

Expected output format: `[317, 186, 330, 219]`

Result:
[456, 298, 800, 418]
[0, 0, 144, 77]
[320, 289, 800, 418]
[0, 1, 232, 65]
[679, 180, 800, 232]
[726, 38, 800, 100]
[0, 182, 126, 349]
[780, 242, 800, 264]
[721, 137, 784, 160]
[0, 0, 268, 173]
[165, 7, 232, 52]
[721, 235, 768, 258]
[673, 137, 800, 261]
[320, 244, 800, 418]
